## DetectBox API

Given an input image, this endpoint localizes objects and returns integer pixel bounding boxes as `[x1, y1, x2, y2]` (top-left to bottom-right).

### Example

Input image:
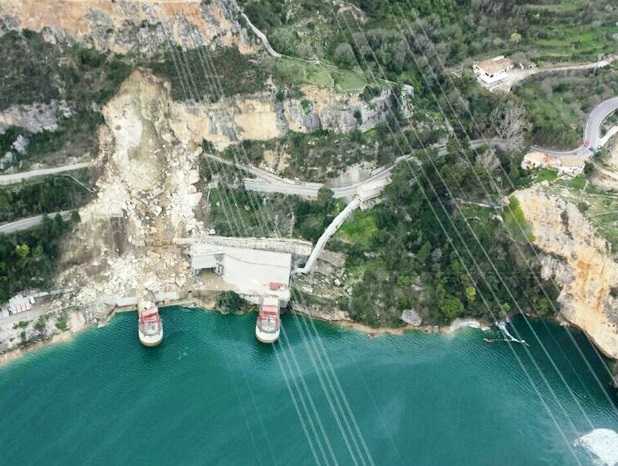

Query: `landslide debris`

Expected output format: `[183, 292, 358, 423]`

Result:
[58, 70, 204, 309]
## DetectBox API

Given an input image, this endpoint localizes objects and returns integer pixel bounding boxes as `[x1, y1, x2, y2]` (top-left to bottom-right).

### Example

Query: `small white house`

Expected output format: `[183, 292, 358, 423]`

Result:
[473, 56, 514, 85]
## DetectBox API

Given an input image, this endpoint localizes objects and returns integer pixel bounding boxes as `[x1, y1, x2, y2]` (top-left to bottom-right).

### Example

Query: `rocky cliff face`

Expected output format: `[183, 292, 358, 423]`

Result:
[514, 186, 618, 359]
[0, 0, 253, 55]
[171, 85, 404, 150]
[0, 100, 71, 135]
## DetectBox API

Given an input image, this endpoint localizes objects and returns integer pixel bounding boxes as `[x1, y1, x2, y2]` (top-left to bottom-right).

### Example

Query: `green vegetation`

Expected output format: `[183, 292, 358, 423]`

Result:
[55, 311, 69, 332]
[216, 291, 256, 313]
[13, 320, 29, 330]
[294, 188, 344, 242]
[201, 137, 550, 328]
[602, 111, 618, 136]
[0, 31, 127, 109]
[239, 0, 617, 152]
[202, 186, 296, 238]
[199, 158, 347, 243]
[503, 197, 534, 242]
[335, 210, 378, 249]
[0, 30, 131, 110]
[272, 58, 368, 92]
[216, 123, 443, 182]
[550, 175, 618, 250]
[0, 111, 104, 169]
[0, 30, 131, 169]
[241, 0, 618, 69]
[0, 172, 93, 223]
[0, 213, 75, 303]
[338, 142, 555, 327]
[516, 64, 618, 148]
[149, 47, 268, 102]
[531, 168, 560, 183]
[198, 155, 295, 237]
[34, 315, 48, 333]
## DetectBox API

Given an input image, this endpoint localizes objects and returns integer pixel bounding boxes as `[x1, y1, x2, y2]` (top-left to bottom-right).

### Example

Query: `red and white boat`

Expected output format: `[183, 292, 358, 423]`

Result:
[255, 296, 280, 344]
[138, 301, 163, 347]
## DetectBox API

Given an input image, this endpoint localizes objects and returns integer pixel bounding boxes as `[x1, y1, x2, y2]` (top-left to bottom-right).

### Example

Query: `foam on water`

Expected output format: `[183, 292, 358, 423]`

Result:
[576, 429, 618, 466]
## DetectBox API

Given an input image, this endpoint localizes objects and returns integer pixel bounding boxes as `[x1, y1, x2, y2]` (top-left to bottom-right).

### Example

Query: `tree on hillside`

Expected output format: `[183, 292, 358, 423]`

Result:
[491, 98, 530, 151]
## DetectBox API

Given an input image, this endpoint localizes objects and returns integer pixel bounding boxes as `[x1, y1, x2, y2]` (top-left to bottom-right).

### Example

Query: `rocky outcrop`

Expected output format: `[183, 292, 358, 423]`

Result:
[170, 85, 406, 150]
[514, 186, 618, 359]
[0, 100, 72, 135]
[0, 0, 254, 55]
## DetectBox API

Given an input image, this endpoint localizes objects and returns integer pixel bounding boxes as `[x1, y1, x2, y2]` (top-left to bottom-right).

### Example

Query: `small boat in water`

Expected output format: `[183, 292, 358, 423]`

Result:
[138, 301, 163, 347]
[255, 296, 280, 344]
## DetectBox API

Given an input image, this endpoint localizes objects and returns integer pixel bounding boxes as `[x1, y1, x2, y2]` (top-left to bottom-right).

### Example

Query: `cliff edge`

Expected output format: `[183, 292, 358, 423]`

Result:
[514, 185, 618, 359]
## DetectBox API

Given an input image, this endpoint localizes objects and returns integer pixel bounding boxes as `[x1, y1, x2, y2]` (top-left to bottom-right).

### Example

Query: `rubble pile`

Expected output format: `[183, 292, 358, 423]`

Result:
[57, 70, 207, 311]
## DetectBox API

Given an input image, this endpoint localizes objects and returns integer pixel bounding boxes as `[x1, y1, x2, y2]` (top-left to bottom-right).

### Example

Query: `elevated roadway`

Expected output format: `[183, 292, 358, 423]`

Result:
[0, 162, 91, 186]
[0, 211, 73, 235]
[208, 139, 506, 200]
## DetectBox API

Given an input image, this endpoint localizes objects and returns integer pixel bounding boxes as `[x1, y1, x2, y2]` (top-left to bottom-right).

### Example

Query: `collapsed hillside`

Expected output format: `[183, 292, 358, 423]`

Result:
[58, 70, 204, 309]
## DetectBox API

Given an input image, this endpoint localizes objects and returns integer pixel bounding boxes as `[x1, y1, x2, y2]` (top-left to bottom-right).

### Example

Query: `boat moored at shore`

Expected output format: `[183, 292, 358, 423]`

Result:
[138, 301, 163, 347]
[255, 296, 280, 344]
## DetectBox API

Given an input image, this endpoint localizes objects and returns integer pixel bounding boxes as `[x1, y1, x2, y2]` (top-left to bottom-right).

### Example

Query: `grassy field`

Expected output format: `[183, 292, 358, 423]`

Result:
[532, 25, 618, 63]
[272, 57, 367, 92]
[524, 0, 586, 14]
[531, 168, 560, 184]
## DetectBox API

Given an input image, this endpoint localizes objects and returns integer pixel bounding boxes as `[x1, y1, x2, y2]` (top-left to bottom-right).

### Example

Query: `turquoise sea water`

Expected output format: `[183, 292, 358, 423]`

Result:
[1, 308, 617, 466]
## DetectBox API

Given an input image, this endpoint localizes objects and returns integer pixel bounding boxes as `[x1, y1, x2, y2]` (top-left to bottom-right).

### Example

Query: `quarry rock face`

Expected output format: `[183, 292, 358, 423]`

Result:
[515, 186, 618, 359]
[0, 0, 253, 55]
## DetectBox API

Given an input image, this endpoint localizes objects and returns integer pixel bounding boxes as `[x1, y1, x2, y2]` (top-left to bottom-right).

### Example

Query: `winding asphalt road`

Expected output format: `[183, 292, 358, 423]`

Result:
[534, 97, 618, 157]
